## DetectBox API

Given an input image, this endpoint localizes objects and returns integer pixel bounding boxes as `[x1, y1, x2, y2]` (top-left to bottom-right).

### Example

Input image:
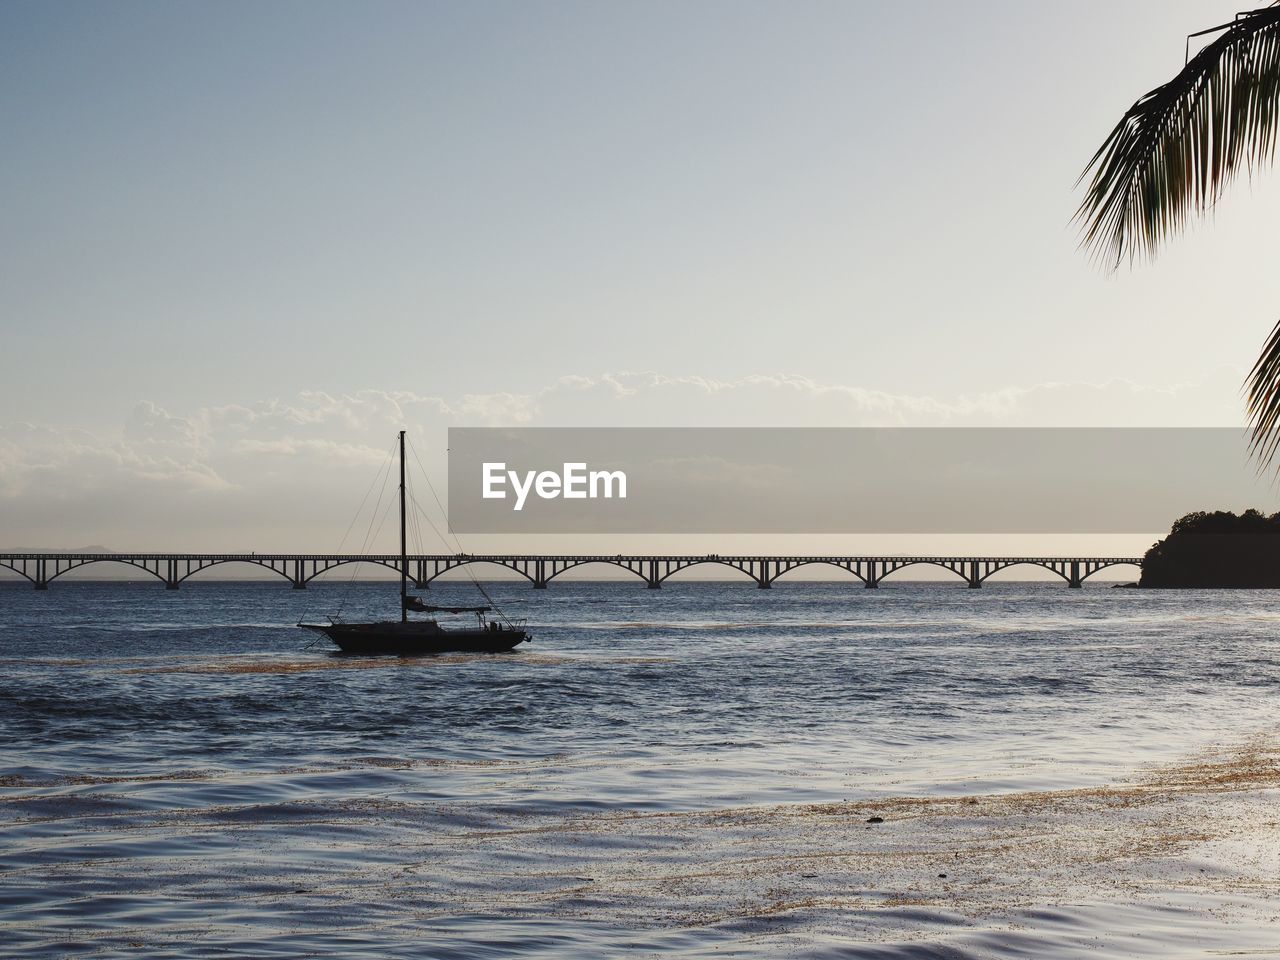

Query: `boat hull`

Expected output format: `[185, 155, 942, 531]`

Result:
[301, 621, 529, 656]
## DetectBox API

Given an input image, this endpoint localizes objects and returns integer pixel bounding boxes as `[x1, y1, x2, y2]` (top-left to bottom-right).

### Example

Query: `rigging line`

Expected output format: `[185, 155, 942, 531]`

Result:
[413, 500, 431, 565]
[405, 477, 417, 554]
[406, 490, 471, 596]
[412, 465, 430, 554]
[367, 493, 398, 558]
[404, 440, 517, 624]
[403, 435, 508, 616]
[346, 493, 399, 603]
[404, 502, 508, 619]
[409, 467, 439, 586]
[338, 438, 399, 554]
[357, 446, 397, 554]
[336, 442, 398, 615]
[405, 469, 427, 583]
[407, 438, 462, 552]
[383, 436, 502, 622]
[403, 436, 517, 624]
[352, 448, 397, 560]
[407, 490, 449, 551]
[299, 437, 396, 626]
[328, 492, 400, 618]
[406, 485, 517, 628]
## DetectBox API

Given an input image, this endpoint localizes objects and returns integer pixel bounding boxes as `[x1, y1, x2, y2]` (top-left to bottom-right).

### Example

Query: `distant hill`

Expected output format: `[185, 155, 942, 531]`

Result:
[1140, 510, 1280, 587]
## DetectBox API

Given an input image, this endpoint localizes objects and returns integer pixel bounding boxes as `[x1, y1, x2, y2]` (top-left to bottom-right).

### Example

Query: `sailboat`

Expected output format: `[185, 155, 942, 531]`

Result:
[299, 431, 530, 655]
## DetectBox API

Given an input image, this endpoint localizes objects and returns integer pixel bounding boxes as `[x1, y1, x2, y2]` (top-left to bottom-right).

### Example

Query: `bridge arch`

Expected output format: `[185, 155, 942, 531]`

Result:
[45, 558, 169, 585]
[877, 560, 970, 585]
[974, 558, 1143, 585]
[303, 558, 406, 584]
[1079, 559, 1142, 583]
[425, 558, 537, 586]
[769, 560, 868, 585]
[977, 560, 1072, 585]
[179, 559, 297, 585]
[542, 559, 649, 585]
[0, 560, 35, 584]
[657, 559, 760, 585]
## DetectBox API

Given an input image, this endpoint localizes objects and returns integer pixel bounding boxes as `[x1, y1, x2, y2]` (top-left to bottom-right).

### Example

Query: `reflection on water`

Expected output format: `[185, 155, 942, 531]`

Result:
[1, 580, 1278, 957]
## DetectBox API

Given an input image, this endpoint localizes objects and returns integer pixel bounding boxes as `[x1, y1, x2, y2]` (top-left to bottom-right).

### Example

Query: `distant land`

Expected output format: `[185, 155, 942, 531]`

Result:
[1141, 511, 1280, 588]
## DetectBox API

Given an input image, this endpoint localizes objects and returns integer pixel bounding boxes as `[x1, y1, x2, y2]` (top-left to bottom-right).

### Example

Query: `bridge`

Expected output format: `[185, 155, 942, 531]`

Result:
[0, 553, 1142, 591]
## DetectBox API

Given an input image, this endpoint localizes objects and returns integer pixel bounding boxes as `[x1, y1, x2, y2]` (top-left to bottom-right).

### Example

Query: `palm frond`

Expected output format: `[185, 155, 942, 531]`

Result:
[1076, 7, 1280, 266]
[1246, 317, 1280, 466]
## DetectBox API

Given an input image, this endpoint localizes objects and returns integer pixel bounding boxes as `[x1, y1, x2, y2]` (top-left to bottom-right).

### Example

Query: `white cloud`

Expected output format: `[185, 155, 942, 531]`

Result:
[0, 369, 1248, 549]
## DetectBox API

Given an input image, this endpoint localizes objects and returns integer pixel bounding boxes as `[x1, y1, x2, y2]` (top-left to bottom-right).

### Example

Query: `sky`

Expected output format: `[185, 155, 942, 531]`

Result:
[3, 0, 1280, 556]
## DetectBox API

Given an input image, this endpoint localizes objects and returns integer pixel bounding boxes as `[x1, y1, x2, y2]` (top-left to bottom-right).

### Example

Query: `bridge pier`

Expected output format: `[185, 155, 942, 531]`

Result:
[864, 561, 879, 588]
[647, 561, 660, 588]
[1068, 561, 1082, 588]
[166, 582, 179, 590]
[292, 581, 307, 589]
[33, 582, 48, 591]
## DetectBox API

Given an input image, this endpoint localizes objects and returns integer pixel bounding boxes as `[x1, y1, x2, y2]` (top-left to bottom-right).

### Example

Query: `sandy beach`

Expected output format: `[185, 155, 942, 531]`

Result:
[4, 727, 1278, 955]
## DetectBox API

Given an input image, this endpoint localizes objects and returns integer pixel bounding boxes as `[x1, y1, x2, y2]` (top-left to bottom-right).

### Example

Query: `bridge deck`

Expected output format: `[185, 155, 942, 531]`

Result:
[0, 553, 1142, 590]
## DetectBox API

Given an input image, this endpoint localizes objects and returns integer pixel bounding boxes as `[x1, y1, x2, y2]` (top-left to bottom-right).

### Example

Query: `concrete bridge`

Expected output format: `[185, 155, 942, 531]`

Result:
[0, 553, 1142, 591]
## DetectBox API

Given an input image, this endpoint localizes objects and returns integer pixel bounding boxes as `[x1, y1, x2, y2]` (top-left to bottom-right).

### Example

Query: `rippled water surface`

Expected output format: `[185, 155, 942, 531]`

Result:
[2, 579, 1278, 957]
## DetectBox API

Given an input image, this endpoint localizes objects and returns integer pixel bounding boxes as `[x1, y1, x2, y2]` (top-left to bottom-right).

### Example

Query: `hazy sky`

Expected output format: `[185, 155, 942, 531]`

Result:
[3, 0, 1279, 553]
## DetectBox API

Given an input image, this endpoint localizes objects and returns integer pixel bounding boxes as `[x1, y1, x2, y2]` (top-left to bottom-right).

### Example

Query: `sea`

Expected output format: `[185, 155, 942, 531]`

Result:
[1, 579, 1278, 959]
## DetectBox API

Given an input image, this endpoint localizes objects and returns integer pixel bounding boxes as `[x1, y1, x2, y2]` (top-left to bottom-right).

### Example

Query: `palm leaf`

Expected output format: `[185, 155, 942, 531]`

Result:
[1076, 6, 1280, 266]
[1246, 318, 1280, 466]
[1077, 6, 1280, 466]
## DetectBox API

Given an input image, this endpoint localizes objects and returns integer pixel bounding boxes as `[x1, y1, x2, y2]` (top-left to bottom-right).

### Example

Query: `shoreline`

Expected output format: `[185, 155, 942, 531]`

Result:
[4, 733, 1278, 957]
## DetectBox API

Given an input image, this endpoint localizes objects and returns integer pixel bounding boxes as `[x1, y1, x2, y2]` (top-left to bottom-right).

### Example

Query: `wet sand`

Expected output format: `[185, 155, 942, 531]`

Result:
[3, 735, 1277, 957]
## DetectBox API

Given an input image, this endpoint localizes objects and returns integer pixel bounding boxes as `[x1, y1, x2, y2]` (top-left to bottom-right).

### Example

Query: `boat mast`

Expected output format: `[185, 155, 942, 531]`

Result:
[398, 429, 408, 623]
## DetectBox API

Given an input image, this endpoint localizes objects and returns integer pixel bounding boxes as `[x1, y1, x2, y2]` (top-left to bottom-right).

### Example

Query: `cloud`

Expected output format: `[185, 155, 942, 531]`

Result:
[0, 419, 227, 501]
[0, 369, 1246, 549]
[507, 369, 1244, 427]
